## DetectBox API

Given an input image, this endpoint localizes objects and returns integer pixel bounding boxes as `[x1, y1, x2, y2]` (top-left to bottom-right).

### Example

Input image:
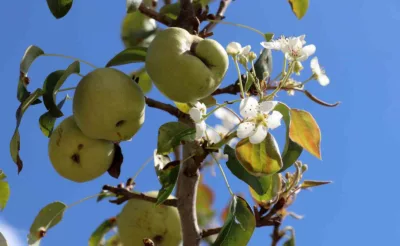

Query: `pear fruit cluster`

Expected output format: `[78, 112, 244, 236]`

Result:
[145, 27, 229, 103]
[48, 68, 146, 183]
[117, 191, 182, 246]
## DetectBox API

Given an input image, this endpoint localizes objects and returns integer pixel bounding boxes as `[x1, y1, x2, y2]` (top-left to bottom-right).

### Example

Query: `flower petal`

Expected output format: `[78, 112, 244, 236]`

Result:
[260, 101, 278, 114]
[195, 121, 206, 140]
[267, 111, 283, 130]
[318, 74, 330, 86]
[302, 44, 316, 57]
[215, 124, 229, 135]
[239, 97, 259, 118]
[206, 128, 221, 143]
[249, 125, 268, 144]
[237, 122, 256, 139]
[241, 45, 252, 55]
[260, 41, 281, 50]
[226, 42, 242, 55]
[214, 108, 240, 129]
[189, 107, 202, 122]
[310, 57, 321, 74]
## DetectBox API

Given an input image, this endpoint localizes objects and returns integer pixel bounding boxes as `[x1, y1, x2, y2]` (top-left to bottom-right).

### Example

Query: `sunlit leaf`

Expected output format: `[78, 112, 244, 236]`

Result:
[212, 196, 255, 245]
[18, 45, 44, 103]
[105, 234, 122, 246]
[88, 217, 117, 246]
[157, 122, 195, 155]
[273, 103, 303, 172]
[156, 160, 180, 205]
[0, 170, 6, 181]
[159, 2, 180, 20]
[283, 228, 296, 246]
[130, 67, 152, 94]
[288, 0, 309, 19]
[39, 95, 69, 137]
[235, 134, 282, 176]
[249, 174, 281, 208]
[106, 47, 147, 67]
[301, 180, 332, 189]
[46, 0, 73, 19]
[224, 145, 273, 196]
[42, 61, 80, 118]
[28, 202, 67, 245]
[10, 89, 44, 173]
[0, 231, 7, 246]
[154, 150, 171, 185]
[0, 181, 10, 211]
[289, 109, 321, 159]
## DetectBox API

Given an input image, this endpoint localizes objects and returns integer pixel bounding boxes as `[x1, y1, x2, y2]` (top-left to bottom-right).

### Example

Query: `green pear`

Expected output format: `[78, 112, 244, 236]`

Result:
[48, 116, 115, 183]
[117, 191, 182, 246]
[121, 12, 158, 48]
[145, 27, 229, 103]
[73, 68, 145, 142]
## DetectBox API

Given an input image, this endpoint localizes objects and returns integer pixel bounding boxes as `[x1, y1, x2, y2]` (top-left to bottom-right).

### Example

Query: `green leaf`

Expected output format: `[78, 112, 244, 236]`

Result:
[0, 170, 6, 180]
[39, 95, 69, 137]
[0, 231, 7, 246]
[289, 109, 321, 159]
[273, 103, 303, 172]
[43, 61, 80, 118]
[18, 45, 44, 103]
[283, 228, 296, 246]
[130, 67, 152, 94]
[96, 191, 116, 203]
[301, 180, 332, 189]
[126, 0, 143, 13]
[0, 181, 10, 211]
[212, 196, 255, 246]
[106, 47, 147, 67]
[155, 160, 180, 206]
[159, 2, 180, 20]
[46, 0, 73, 19]
[224, 145, 269, 196]
[244, 73, 255, 93]
[105, 234, 121, 246]
[89, 217, 117, 246]
[264, 33, 274, 41]
[200, 95, 217, 108]
[153, 150, 172, 186]
[28, 201, 67, 245]
[235, 133, 283, 176]
[254, 48, 273, 81]
[10, 89, 44, 173]
[157, 122, 195, 155]
[249, 174, 281, 208]
[288, 0, 309, 19]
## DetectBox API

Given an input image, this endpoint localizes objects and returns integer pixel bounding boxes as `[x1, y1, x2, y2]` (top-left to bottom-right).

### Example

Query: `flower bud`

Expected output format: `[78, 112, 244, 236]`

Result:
[294, 61, 304, 75]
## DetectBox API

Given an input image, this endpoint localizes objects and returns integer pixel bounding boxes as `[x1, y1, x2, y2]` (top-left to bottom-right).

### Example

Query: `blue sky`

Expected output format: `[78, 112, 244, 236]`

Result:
[1, 0, 399, 245]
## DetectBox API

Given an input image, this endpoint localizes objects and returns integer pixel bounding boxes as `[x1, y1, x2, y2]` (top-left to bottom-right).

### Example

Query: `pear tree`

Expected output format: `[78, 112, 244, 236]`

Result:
[2, 0, 340, 245]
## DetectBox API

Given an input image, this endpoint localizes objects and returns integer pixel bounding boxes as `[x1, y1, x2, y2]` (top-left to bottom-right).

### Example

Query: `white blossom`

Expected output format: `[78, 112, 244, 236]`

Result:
[261, 35, 316, 62]
[310, 57, 330, 86]
[226, 42, 251, 60]
[189, 102, 207, 140]
[237, 97, 283, 144]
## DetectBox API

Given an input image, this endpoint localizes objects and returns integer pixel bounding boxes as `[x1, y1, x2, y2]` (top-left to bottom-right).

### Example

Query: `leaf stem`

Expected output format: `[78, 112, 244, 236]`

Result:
[67, 193, 102, 209]
[207, 19, 265, 38]
[234, 58, 245, 98]
[131, 155, 154, 182]
[210, 152, 234, 196]
[202, 99, 241, 120]
[43, 54, 98, 69]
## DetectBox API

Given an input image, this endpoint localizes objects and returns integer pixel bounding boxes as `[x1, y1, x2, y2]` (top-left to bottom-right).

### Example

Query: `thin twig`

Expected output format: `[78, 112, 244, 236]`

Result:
[201, 227, 222, 238]
[200, 0, 232, 36]
[102, 185, 178, 206]
[145, 97, 189, 119]
[138, 3, 173, 26]
[304, 90, 341, 107]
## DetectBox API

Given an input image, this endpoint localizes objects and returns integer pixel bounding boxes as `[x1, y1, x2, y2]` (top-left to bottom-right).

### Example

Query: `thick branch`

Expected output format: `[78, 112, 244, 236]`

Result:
[200, 0, 232, 36]
[138, 3, 173, 26]
[145, 97, 189, 119]
[102, 185, 178, 206]
[175, 0, 199, 33]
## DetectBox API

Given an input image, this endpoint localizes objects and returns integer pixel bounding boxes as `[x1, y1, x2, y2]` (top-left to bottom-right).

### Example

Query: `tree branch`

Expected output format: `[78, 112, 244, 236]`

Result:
[145, 97, 190, 119]
[200, 0, 232, 36]
[138, 3, 173, 26]
[102, 185, 178, 206]
[201, 227, 222, 238]
[175, 0, 199, 34]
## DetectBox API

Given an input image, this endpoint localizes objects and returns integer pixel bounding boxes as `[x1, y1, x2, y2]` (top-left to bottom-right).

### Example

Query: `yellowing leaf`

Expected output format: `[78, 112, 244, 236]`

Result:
[288, 0, 309, 19]
[174, 102, 191, 114]
[289, 109, 321, 159]
[235, 134, 283, 176]
[249, 174, 282, 208]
